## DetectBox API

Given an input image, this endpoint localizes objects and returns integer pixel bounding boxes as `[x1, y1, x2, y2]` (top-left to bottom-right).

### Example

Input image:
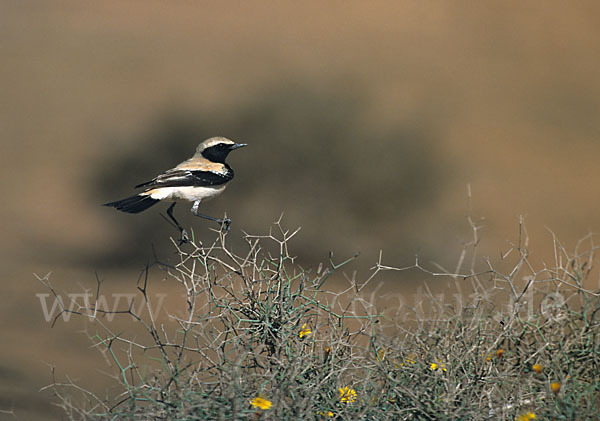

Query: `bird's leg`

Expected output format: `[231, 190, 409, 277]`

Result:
[166, 202, 189, 243]
[190, 200, 231, 232]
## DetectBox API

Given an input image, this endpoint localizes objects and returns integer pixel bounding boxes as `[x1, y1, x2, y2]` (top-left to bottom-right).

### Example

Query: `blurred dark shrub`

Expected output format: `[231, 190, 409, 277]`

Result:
[94, 84, 447, 267]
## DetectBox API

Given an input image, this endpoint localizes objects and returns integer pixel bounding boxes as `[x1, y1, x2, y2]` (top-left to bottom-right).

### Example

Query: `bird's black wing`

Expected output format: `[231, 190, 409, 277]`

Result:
[135, 167, 233, 189]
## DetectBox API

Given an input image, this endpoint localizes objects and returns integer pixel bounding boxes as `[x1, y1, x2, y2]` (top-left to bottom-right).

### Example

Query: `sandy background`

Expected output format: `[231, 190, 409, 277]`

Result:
[2, 2, 600, 419]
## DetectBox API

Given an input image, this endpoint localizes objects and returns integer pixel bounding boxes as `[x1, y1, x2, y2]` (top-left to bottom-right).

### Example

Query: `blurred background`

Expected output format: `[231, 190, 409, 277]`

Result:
[2, 1, 600, 419]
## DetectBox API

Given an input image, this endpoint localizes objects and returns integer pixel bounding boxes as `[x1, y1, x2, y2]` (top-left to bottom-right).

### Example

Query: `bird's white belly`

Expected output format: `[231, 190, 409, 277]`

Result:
[143, 185, 227, 202]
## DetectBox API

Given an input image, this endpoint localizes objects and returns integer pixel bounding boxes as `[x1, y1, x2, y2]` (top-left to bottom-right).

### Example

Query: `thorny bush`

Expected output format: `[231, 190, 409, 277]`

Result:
[39, 219, 600, 420]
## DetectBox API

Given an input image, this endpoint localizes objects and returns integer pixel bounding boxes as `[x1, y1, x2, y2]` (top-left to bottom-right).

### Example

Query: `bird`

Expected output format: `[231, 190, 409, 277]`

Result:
[104, 136, 247, 242]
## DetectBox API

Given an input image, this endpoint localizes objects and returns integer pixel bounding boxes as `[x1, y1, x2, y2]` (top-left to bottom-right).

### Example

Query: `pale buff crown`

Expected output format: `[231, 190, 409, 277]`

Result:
[194, 137, 236, 156]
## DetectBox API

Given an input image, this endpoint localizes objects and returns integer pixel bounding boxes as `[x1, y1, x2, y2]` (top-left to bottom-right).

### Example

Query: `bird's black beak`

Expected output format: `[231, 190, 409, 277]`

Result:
[231, 143, 247, 150]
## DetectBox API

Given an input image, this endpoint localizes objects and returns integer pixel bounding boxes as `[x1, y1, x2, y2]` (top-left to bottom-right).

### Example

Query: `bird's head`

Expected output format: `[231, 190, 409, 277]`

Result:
[195, 137, 247, 163]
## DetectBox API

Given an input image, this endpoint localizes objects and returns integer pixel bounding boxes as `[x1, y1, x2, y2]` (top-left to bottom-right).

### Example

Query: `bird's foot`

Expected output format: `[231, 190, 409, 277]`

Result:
[218, 218, 231, 233]
[178, 228, 189, 245]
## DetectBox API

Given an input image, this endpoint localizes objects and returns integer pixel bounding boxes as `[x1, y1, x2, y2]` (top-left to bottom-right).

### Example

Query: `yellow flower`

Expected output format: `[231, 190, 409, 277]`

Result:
[250, 396, 272, 410]
[532, 364, 543, 374]
[323, 346, 331, 362]
[339, 386, 357, 403]
[400, 354, 416, 366]
[515, 411, 536, 421]
[299, 323, 312, 338]
[487, 349, 504, 361]
[376, 348, 386, 361]
[430, 361, 447, 372]
[317, 410, 334, 417]
[550, 381, 561, 394]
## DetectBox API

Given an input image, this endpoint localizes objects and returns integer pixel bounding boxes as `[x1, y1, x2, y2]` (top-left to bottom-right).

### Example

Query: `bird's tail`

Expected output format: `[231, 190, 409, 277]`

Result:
[103, 194, 160, 214]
